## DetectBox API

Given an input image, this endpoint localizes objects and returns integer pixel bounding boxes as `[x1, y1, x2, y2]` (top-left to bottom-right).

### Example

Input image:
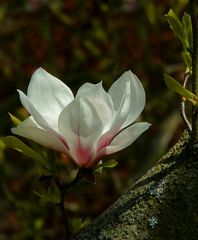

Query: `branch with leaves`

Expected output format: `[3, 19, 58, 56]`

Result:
[164, 8, 198, 143]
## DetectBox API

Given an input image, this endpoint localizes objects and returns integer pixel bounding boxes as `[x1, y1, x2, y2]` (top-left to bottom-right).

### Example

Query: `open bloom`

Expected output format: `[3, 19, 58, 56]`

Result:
[12, 68, 151, 168]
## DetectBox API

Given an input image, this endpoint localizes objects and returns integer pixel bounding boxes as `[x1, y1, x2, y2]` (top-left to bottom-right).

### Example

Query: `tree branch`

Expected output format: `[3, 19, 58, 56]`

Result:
[190, 0, 198, 142]
[75, 131, 198, 240]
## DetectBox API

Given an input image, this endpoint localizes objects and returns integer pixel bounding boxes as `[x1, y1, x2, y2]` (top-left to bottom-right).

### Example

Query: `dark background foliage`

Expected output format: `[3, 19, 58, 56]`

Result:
[0, 0, 189, 239]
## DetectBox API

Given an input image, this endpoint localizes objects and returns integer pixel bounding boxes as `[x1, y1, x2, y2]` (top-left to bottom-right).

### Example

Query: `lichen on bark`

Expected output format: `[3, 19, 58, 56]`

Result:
[76, 131, 198, 240]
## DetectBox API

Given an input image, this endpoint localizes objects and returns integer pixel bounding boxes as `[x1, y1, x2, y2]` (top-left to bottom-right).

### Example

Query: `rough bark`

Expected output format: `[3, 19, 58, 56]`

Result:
[75, 131, 198, 240]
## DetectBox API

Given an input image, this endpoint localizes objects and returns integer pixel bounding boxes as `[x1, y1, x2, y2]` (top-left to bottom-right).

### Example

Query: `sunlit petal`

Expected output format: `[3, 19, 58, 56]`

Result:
[26, 68, 74, 128]
[77, 82, 113, 127]
[58, 97, 103, 167]
[109, 70, 145, 128]
[96, 80, 131, 152]
[106, 80, 131, 132]
[18, 90, 54, 131]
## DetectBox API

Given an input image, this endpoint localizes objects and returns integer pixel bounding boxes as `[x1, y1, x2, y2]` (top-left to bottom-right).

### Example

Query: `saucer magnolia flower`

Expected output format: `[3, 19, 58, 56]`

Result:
[11, 68, 151, 168]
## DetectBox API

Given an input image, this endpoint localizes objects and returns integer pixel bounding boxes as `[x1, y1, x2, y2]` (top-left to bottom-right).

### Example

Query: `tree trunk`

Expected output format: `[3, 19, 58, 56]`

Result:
[75, 131, 198, 240]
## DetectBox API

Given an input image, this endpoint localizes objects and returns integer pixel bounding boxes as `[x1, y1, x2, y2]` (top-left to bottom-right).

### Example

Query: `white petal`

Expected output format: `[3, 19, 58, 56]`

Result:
[18, 90, 54, 131]
[109, 70, 145, 128]
[58, 97, 103, 167]
[11, 117, 68, 153]
[76, 82, 113, 127]
[106, 80, 131, 132]
[102, 122, 151, 156]
[96, 80, 131, 151]
[27, 68, 74, 128]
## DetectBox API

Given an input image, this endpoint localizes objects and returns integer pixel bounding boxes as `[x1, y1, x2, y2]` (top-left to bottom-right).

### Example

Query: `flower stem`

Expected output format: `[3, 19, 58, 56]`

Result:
[190, 0, 198, 142]
[47, 151, 86, 239]
[55, 171, 83, 240]
[55, 177, 72, 240]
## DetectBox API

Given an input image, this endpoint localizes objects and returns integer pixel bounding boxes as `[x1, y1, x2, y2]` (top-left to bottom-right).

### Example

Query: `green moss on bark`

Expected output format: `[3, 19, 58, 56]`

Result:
[76, 131, 198, 240]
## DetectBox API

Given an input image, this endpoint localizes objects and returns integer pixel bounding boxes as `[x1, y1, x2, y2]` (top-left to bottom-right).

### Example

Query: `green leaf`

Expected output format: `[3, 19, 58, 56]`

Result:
[164, 74, 197, 104]
[165, 10, 192, 72]
[165, 9, 184, 45]
[34, 185, 61, 205]
[70, 217, 91, 234]
[142, 1, 156, 25]
[166, 10, 192, 52]
[182, 12, 193, 49]
[49, 2, 72, 25]
[95, 159, 118, 171]
[182, 51, 192, 73]
[34, 219, 44, 231]
[70, 218, 82, 234]
[9, 113, 21, 126]
[81, 217, 91, 229]
[1, 136, 45, 164]
[35, 167, 53, 179]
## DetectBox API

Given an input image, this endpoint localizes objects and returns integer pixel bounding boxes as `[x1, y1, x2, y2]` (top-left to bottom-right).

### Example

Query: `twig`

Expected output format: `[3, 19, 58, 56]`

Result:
[55, 171, 83, 240]
[46, 150, 83, 239]
[180, 73, 192, 131]
[190, 0, 198, 142]
[55, 177, 72, 240]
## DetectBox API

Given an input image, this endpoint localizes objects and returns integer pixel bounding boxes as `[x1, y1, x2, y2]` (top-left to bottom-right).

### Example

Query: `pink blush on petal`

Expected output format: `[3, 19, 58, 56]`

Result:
[74, 144, 93, 167]
[97, 134, 114, 152]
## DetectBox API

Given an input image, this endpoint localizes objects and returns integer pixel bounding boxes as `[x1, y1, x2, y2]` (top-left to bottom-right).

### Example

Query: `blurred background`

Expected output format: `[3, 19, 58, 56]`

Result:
[0, 0, 189, 239]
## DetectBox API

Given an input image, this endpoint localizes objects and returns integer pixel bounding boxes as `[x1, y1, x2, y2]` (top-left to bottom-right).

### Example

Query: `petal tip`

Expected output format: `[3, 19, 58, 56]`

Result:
[140, 122, 152, 131]
[31, 67, 48, 81]
[10, 127, 17, 134]
[34, 67, 45, 73]
[146, 122, 152, 128]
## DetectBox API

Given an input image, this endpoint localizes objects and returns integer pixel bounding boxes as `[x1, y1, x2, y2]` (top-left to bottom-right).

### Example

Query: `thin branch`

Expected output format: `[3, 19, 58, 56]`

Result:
[190, 0, 198, 142]
[180, 73, 192, 131]
[55, 177, 72, 240]
[55, 171, 83, 240]
[46, 150, 82, 240]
